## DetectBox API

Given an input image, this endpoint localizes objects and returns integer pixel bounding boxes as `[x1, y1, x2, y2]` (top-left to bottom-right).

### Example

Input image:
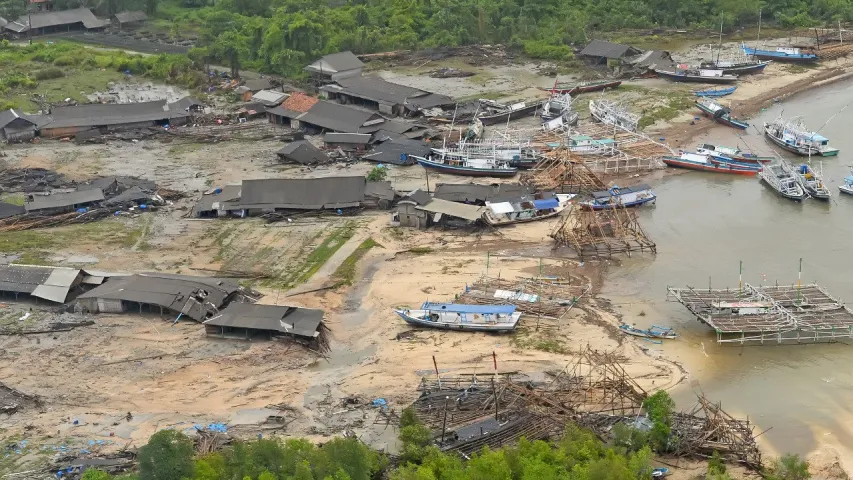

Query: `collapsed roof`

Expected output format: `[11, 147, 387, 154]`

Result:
[304, 51, 365, 75]
[0, 265, 83, 303]
[276, 140, 330, 165]
[433, 183, 536, 204]
[321, 76, 454, 111]
[204, 303, 324, 339]
[24, 189, 105, 212]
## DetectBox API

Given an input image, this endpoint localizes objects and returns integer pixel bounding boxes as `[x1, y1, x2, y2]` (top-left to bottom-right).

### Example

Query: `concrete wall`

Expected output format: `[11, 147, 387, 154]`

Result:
[397, 203, 427, 229]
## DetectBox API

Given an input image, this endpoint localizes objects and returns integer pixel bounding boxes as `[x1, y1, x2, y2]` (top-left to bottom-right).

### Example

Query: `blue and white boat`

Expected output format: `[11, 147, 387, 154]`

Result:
[694, 86, 737, 98]
[412, 154, 518, 178]
[580, 184, 656, 210]
[840, 170, 853, 195]
[742, 43, 818, 63]
[620, 324, 678, 340]
[484, 194, 574, 226]
[395, 303, 522, 332]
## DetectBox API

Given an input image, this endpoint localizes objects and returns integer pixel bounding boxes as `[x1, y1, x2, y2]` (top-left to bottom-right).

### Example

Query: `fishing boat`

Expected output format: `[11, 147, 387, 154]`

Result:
[696, 143, 773, 164]
[413, 153, 518, 177]
[839, 170, 853, 195]
[431, 144, 540, 169]
[589, 99, 640, 132]
[477, 99, 543, 126]
[619, 324, 678, 340]
[694, 86, 737, 97]
[700, 59, 771, 75]
[764, 116, 840, 157]
[569, 135, 618, 156]
[759, 162, 809, 201]
[542, 79, 622, 94]
[663, 151, 761, 175]
[580, 184, 656, 210]
[395, 302, 522, 332]
[695, 98, 749, 129]
[794, 163, 831, 200]
[742, 43, 818, 63]
[484, 194, 575, 226]
[542, 93, 579, 126]
[654, 67, 738, 84]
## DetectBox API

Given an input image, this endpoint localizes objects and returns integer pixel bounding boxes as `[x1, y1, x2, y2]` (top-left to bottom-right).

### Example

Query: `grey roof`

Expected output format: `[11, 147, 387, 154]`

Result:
[77, 273, 241, 322]
[433, 183, 535, 204]
[24, 189, 105, 212]
[44, 100, 189, 130]
[322, 76, 454, 110]
[13, 8, 109, 31]
[242, 78, 273, 92]
[168, 96, 204, 112]
[204, 303, 324, 339]
[324, 133, 372, 145]
[0, 17, 7, 28]
[236, 177, 366, 210]
[0, 109, 39, 130]
[417, 198, 484, 221]
[114, 11, 147, 23]
[304, 51, 364, 74]
[252, 90, 288, 106]
[0, 202, 25, 219]
[192, 185, 242, 215]
[403, 189, 432, 206]
[297, 101, 383, 133]
[0, 265, 81, 303]
[361, 139, 428, 165]
[627, 50, 675, 69]
[365, 181, 395, 200]
[276, 140, 330, 165]
[580, 40, 642, 59]
[103, 186, 151, 206]
[4, 20, 26, 33]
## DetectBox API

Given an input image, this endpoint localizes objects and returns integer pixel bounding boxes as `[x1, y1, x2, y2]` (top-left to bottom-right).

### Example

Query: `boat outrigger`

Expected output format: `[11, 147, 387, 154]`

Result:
[395, 302, 522, 332]
[663, 151, 761, 175]
[759, 162, 809, 201]
[695, 98, 749, 130]
[695, 144, 773, 164]
[580, 184, 657, 210]
[764, 116, 840, 157]
[794, 163, 831, 200]
[484, 194, 574, 226]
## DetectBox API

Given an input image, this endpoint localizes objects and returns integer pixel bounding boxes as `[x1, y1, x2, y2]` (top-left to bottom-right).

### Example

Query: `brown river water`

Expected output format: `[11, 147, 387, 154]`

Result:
[602, 80, 853, 460]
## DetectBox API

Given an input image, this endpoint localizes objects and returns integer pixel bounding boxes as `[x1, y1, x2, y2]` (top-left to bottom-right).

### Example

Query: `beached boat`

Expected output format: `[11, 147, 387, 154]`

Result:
[543, 79, 622, 94]
[794, 163, 831, 200]
[759, 162, 808, 201]
[654, 68, 738, 84]
[839, 171, 853, 195]
[580, 184, 656, 210]
[700, 59, 771, 75]
[395, 302, 522, 332]
[694, 86, 737, 98]
[696, 143, 773, 164]
[695, 98, 749, 129]
[484, 194, 574, 226]
[431, 144, 540, 169]
[652, 467, 670, 478]
[477, 99, 543, 125]
[742, 43, 818, 63]
[589, 99, 640, 132]
[568, 135, 617, 156]
[663, 151, 761, 175]
[619, 324, 678, 340]
[764, 116, 840, 157]
[413, 153, 518, 177]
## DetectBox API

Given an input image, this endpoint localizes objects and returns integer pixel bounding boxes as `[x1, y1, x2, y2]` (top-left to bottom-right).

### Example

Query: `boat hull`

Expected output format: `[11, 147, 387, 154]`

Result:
[656, 70, 738, 84]
[478, 103, 541, 125]
[839, 185, 853, 195]
[742, 47, 818, 63]
[695, 86, 737, 97]
[703, 62, 770, 75]
[395, 310, 517, 332]
[580, 195, 657, 210]
[543, 80, 622, 94]
[414, 156, 518, 177]
[759, 175, 808, 201]
[663, 157, 759, 175]
[696, 103, 749, 129]
[763, 126, 838, 156]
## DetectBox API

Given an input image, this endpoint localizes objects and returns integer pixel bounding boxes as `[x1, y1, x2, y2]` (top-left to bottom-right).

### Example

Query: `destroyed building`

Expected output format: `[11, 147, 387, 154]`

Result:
[276, 140, 330, 165]
[24, 189, 105, 214]
[323, 133, 372, 153]
[394, 190, 484, 229]
[2, 8, 109, 36]
[433, 183, 538, 205]
[192, 185, 242, 218]
[0, 265, 91, 303]
[223, 177, 367, 213]
[112, 10, 147, 29]
[304, 51, 365, 82]
[40, 100, 191, 138]
[579, 40, 643, 65]
[361, 138, 429, 166]
[320, 75, 454, 117]
[203, 303, 326, 344]
[0, 109, 47, 143]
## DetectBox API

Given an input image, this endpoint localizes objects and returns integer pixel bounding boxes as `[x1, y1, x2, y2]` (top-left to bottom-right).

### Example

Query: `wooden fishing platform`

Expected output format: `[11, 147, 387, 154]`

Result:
[550, 203, 657, 259]
[667, 283, 853, 344]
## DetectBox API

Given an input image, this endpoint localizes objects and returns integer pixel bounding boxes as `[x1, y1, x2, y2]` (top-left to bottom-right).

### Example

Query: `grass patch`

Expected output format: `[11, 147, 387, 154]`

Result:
[511, 327, 570, 354]
[0, 194, 26, 206]
[456, 90, 505, 102]
[332, 238, 382, 287]
[263, 221, 358, 289]
[168, 143, 203, 155]
[0, 218, 148, 263]
[638, 90, 695, 129]
[407, 246, 434, 255]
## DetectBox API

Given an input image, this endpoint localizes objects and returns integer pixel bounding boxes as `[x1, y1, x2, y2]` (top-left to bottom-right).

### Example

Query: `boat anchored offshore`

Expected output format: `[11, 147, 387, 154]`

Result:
[696, 143, 772, 164]
[840, 170, 853, 195]
[663, 151, 761, 175]
[580, 184, 657, 210]
[395, 302, 522, 332]
[760, 162, 809, 201]
[794, 163, 831, 200]
[695, 98, 749, 130]
[764, 116, 839, 157]
[484, 194, 574, 226]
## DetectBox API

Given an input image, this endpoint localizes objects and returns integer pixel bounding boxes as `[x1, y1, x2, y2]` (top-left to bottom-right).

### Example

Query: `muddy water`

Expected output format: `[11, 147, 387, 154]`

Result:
[602, 80, 853, 458]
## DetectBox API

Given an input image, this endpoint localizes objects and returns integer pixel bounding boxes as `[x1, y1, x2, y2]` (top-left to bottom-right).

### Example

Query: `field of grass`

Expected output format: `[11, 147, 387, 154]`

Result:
[332, 238, 381, 287]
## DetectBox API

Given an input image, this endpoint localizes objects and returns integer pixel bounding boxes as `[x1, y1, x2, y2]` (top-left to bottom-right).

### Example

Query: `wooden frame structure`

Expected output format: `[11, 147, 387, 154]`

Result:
[521, 147, 606, 193]
[550, 203, 656, 259]
[458, 275, 591, 320]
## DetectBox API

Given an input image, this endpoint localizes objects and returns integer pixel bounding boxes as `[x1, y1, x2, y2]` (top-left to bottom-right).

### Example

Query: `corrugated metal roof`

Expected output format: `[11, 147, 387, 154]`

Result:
[0, 202, 25, 219]
[361, 139, 428, 165]
[304, 51, 364, 74]
[0, 109, 39, 129]
[13, 8, 108, 30]
[324, 133, 372, 144]
[192, 185, 242, 215]
[403, 189, 432, 206]
[251, 90, 288, 106]
[417, 198, 484, 221]
[276, 141, 330, 165]
[580, 40, 641, 59]
[44, 100, 188, 129]
[24, 189, 104, 212]
[324, 76, 453, 110]
[0, 265, 81, 302]
[114, 11, 147, 23]
[364, 181, 394, 200]
[237, 176, 366, 210]
[433, 183, 535, 203]
[421, 302, 516, 314]
[296, 101, 382, 133]
[204, 303, 324, 338]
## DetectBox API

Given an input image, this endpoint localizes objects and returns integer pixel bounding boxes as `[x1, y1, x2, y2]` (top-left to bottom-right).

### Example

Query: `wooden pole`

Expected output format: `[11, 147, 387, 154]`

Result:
[440, 396, 449, 445]
[433, 355, 441, 389]
[491, 377, 499, 420]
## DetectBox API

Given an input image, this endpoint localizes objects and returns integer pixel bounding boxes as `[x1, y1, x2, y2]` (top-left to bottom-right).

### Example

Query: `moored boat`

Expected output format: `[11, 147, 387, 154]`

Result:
[477, 99, 543, 125]
[484, 194, 574, 226]
[794, 163, 831, 200]
[742, 43, 818, 63]
[655, 67, 738, 84]
[696, 143, 773, 164]
[580, 184, 656, 210]
[759, 162, 808, 201]
[695, 98, 749, 129]
[663, 151, 761, 175]
[619, 324, 678, 340]
[839, 171, 853, 195]
[431, 144, 540, 169]
[413, 154, 518, 177]
[542, 79, 622, 94]
[395, 302, 522, 332]
[694, 86, 737, 98]
[700, 59, 771, 75]
[763, 116, 839, 157]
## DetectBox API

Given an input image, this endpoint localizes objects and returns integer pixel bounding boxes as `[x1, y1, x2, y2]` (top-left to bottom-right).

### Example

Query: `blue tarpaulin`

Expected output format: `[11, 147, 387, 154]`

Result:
[421, 302, 516, 314]
[533, 198, 560, 210]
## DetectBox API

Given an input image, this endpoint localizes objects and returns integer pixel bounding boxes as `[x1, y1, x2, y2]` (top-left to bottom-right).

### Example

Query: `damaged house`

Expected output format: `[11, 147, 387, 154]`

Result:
[433, 183, 537, 205]
[393, 189, 485, 229]
[0, 109, 48, 143]
[24, 188, 105, 215]
[579, 40, 642, 66]
[221, 176, 367, 214]
[2, 8, 109, 36]
[40, 100, 191, 139]
[276, 140, 330, 165]
[304, 51, 364, 82]
[320, 75, 454, 117]
[203, 303, 326, 346]
[0, 265, 86, 303]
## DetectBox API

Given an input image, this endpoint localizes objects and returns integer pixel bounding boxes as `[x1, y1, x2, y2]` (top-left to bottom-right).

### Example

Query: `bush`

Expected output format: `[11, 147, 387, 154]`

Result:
[366, 165, 387, 182]
[138, 430, 195, 480]
[33, 67, 65, 80]
[767, 454, 810, 480]
[81, 470, 113, 480]
[521, 40, 575, 61]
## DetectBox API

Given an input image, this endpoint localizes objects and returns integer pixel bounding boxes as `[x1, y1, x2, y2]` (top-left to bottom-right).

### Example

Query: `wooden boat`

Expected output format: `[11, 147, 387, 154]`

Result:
[695, 98, 748, 129]
[541, 93, 579, 129]
[764, 116, 839, 157]
[580, 184, 656, 210]
[663, 151, 761, 175]
[431, 145, 540, 169]
[839, 170, 853, 195]
[619, 324, 678, 340]
[694, 86, 737, 97]
[589, 100, 639, 132]
[794, 163, 831, 200]
[759, 162, 808, 201]
[477, 99, 543, 125]
[654, 68, 738, 84]
[542, 79, 622, 94]
[413, 154, 518, 177]
[484, 194, 574, 226]
[696, 143, 773, 164]
[569, 135, 617, 156]
[742, 43, 818, 63]
[395, 302, 522, 332]
[700, 59, 771, 75]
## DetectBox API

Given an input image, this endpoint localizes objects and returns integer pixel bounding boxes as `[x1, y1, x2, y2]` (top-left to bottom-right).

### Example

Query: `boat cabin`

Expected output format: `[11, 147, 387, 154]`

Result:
[569, 135, 617, 153]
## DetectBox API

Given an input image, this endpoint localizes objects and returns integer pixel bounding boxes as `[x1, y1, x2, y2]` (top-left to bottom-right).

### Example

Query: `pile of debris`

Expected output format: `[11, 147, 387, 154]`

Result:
[0, 165, 69, 193]
[429, 67, 476, 78]
[0, 382, 42, 414]
[359, 44, 516, 67]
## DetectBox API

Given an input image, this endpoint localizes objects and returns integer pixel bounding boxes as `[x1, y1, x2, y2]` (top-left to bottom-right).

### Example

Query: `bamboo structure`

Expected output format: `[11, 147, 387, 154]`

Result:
[457, 275, 591, 319]
[521, 147, 606, 193]
[550, 203, 656, 259]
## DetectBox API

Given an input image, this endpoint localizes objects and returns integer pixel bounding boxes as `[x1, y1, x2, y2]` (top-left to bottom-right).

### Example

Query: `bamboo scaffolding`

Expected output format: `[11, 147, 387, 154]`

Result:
[550, 203, 656, 259]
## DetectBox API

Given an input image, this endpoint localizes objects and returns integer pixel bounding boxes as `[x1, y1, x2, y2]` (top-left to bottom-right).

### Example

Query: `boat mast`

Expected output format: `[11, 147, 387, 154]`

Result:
[754, 8, 761, 59]
[717, 12, 724, 65]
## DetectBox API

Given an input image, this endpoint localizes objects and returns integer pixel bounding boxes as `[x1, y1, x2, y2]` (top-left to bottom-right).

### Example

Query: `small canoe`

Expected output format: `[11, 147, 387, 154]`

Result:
[619, 324, 678, 340]
[542, 79, 622, 95]
[395, 302, 521, 332]
[700, 60, 771, 75]
[694, 86, 737, 98]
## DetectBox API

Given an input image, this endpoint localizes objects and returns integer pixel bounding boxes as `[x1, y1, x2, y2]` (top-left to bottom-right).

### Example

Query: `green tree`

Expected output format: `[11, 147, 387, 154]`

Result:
[138, 430, 195, 480]
[767, 454, 810, 480]
[398, 407, 432, 465]
[366, 165, 388, 182]
[82, 470, 113, 480]
[642, 390, 675, 452]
